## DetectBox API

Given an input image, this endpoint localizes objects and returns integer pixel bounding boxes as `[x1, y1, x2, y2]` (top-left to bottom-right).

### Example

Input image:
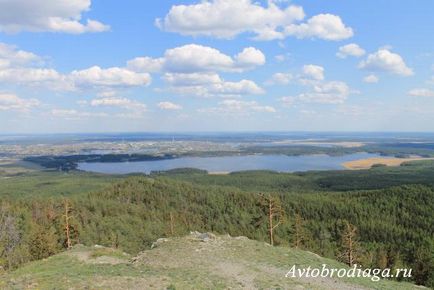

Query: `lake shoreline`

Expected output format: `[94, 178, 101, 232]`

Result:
[76, 152, 383, 175]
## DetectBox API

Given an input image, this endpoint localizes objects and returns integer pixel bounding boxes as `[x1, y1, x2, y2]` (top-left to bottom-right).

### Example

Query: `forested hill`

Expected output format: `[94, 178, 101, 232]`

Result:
[1, 171, 433, 287]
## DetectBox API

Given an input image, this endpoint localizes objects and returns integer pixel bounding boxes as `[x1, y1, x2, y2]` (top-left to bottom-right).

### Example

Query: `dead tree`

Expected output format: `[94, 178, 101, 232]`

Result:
[0, 205, 20, 268]
[62, 199, 73, 250]
[260, 194, 284, 246]
[339, 221, 360, 266]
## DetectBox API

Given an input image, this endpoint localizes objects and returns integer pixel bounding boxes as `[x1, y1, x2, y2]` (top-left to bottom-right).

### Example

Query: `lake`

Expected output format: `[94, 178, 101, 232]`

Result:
[77, 152, 383, 174]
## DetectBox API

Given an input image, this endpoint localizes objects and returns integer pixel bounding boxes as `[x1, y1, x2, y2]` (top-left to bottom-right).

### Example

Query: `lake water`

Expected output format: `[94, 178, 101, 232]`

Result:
[77, 152, 382, 174]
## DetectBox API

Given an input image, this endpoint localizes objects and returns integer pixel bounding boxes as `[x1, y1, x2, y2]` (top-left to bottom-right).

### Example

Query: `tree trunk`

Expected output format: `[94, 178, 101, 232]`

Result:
[348, 234, 353, 266]
[170, 212, 174, 236]
[63, 200, 72, 250]
[268, 201, 273, 246]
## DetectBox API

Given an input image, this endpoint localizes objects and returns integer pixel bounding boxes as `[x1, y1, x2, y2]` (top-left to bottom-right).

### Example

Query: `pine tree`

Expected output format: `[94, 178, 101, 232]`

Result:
[293, 213, 306, 249]
[318, 227, 332, 256]
[28, 223, 57, 260]
[376, 248, 388, 269]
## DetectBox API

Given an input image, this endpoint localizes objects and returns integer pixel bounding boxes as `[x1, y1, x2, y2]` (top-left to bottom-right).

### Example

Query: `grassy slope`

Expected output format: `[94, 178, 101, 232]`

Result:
[0, 234, 421, 290]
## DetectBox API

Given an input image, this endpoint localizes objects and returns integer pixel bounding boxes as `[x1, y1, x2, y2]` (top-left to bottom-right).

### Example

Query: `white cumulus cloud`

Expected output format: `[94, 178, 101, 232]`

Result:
[0, 0, 109, 34]
[163, 44, 234, 73]
[0, 43, 41, 67]
[129, 44, 265, 73]
[0, 43, 153, 91]
[0, 42, 73, 90]
[70, 66, 151, 88]
[284, 14, 353, 41]
[337, 43, 365, 58]
[158, 101, 183, 110]
[51, 109, 108, 119]
[0, 93, 40, 112]
[163, 73, 222, 87]
[0, 68, 70, 90]
[359, 49, 413, 76]
[363, 74, 379, 83]
[408, 88, 434, 97]
[199, 99, 276, 115]
[286, 82, 350, 105]
[235, 47, 266, 67]
[90, 97, 147, 111]
[1, 42, 266, 96]
[306, 81, 351, 104]
[278, 65, 352, 104]
[156, 0, 304, 40]
[126, 57, 164, 73]
[265, 72, 292, 85]
[163, 72, 264, 98]
[157, 1, 352, 41]
[302, 65, 325, 81]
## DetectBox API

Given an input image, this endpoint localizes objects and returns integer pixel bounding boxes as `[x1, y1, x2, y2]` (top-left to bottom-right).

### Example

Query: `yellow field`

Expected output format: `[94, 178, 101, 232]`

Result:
[342, 157, 434, 170]
[208, 171, 230, 175]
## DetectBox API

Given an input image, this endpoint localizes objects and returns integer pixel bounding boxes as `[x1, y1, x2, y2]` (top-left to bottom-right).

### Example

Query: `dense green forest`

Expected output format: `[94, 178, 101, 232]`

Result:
[242, 142, 434, 158]
[153, 160, 434, 191]
[1, 164, 434, 287]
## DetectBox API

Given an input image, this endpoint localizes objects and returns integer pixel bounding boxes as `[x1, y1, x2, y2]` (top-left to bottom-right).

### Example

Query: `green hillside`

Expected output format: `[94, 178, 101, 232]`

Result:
[0, 162, 433, 287]
[0, 234, 423, 290]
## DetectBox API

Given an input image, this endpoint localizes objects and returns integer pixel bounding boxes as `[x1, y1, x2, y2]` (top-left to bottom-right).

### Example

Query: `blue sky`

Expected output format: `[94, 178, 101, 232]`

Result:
[1, 0, 434, 133]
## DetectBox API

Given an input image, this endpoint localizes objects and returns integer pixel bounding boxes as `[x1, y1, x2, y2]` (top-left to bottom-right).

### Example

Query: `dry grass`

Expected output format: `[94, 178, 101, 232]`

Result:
[342, 157, 434, 170]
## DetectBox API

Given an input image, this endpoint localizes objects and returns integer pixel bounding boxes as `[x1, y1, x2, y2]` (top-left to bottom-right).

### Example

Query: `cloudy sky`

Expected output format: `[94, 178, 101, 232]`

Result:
[1, 0, 434, 133]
